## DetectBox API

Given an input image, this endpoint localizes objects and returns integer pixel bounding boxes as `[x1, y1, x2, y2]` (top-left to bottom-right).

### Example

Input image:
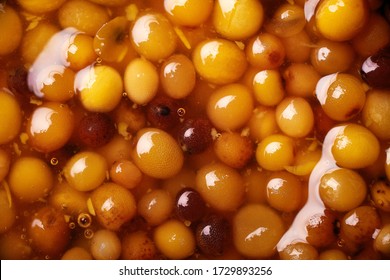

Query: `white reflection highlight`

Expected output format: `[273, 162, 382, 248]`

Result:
[362, 57, 379, 73]
[253, 70, 268, 84]
[205, 171, 220, 188]
[148, 198, 157, 210]
[74, 64, 96, 92]
[265, 142, 281, 154]
[28, 27, 79, 98]
[215, 95, 235, 109]
[30, 107, 55, 136]
[329, 0, 345, 13]
[218, 0, 237, 14]
[345, 212, 359, 226]
[315, 73, 338, 105]
[324, 177, 339, 191]
[245, 227, 267, 242]
[331, 85, 344, 99]
[201, 225, 211, 236]
[200, 41, 222, 64]
[136, 131, 158, 156]
[31, 219, 45, 230]
[335, 134, 351, 150]
[70, 157, 87, 178]
[282, 102, 297, 120]
[252, 37, 266, 55]
[131, 14, 158, 46]
[317, 47, 330, 61]
[178, 195, 189, 207]
[101, 197, 114, 212]
[267, 178, 285, 192]
[304, 0, 321, 21]
[164, 0, 187, 15]
[163, 62, 179, 78]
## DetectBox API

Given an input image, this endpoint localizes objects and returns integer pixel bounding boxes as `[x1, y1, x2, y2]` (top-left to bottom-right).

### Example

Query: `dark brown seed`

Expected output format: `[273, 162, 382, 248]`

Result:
[178, 118, 213, 154]
[361, 45, 390, 88]
[196, 215, 230, 256]
[78, 113, 116, 148]
[340, 206, 381, 244]
[27, 206, 71, 258]
[8, 66, 30, 95]
[146, 96, 180, 130]
[175, 187, 206, 222]
[306, 209, 337, 248]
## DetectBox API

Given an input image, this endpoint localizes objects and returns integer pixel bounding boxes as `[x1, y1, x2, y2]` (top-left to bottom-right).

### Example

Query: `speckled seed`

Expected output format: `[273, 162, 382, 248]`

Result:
[177, 118, 213, 154]
[196, 162, 245, 212]
[122, 231, 157, 260]
[340, 206, 381, 244]
[175, 187, 206, 222]
[132, 128, 184, 179]
[27, 206, 71, 258]
[78, 113, 116, 148]
[91, 183, 137, 231]
[196, 215, 229, 256]
[214, 132, 254, 169]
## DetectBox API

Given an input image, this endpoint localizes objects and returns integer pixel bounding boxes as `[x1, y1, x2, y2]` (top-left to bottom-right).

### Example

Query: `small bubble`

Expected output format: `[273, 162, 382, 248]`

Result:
[84, 229, 94, 239]
[45, 255, 50, 260]
[69, 222, 76, 229]
[77, 213, 92, 228]
[337, 238, 345, 247]
[177, 107, 186, 117]
[96, 57, 103, 64]
[50, 157, 59, 166]
[20, 234, 26, 240]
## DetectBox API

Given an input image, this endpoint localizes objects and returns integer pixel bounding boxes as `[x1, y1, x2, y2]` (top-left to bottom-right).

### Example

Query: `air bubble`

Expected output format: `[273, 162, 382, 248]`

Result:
[84, 229, 94, 239]
[50, 157, 59, 166]
[337, 238, 345, 247]
[77, 213, 92, 228]
[177, 108, 186, 117]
